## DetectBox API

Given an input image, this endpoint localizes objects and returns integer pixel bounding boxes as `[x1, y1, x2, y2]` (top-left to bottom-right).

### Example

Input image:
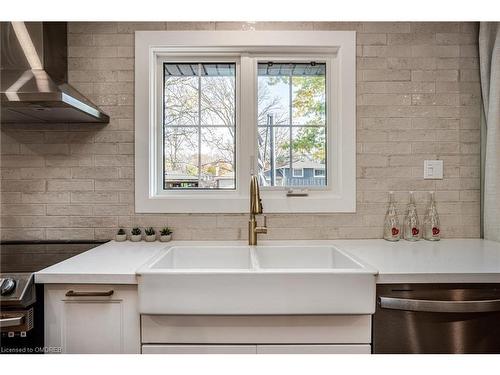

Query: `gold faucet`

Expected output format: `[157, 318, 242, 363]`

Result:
[249, 174, 267, 245]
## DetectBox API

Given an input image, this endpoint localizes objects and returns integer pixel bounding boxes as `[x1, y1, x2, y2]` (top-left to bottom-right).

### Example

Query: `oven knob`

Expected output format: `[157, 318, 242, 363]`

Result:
[0, 278, 16, 296]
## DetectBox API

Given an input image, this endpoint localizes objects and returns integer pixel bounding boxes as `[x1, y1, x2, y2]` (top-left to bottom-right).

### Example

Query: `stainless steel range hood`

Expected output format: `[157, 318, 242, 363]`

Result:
[1, 22, 109, 124]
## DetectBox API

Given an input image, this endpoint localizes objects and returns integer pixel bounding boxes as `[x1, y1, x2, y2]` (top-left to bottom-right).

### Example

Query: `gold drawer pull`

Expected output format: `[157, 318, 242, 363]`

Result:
[65, 290, 114, 297]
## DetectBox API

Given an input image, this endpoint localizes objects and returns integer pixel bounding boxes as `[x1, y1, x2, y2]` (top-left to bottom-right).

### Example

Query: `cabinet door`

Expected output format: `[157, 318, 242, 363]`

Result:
[62, 300, 122, 353]
[142, 345, 256, 354]
[45, 284, 140, 354]
[257, 345, 371, 354]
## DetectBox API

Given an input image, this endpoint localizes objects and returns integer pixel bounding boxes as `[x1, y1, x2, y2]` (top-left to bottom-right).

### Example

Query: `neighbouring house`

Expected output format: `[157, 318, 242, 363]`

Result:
[164, 172, 200, 188]
[263, 161, 326, 187]
[165, 171, 235, 189]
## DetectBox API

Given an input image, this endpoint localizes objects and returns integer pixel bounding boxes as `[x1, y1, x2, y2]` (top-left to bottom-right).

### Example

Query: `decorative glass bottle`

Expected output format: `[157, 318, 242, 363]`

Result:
[383, 191, 401, 241]
[424, 191, 441, 241]
[403, 191, 421, 241]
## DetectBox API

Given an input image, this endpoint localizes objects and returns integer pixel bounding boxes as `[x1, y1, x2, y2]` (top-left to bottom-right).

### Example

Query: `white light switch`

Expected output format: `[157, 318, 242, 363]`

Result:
[424, 160, 443, 179]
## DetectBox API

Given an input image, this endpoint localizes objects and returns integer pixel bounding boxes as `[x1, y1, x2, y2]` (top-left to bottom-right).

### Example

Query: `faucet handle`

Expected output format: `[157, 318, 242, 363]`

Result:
[255, 214, 268, 234]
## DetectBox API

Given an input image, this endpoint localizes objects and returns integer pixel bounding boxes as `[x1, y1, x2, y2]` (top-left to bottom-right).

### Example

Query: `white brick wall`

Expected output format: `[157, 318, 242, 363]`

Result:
[0, 22, 481, 241]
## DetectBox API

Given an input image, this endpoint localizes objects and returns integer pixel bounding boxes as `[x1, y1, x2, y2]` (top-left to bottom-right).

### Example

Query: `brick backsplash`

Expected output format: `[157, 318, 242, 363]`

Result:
[0, 22, 481, 241]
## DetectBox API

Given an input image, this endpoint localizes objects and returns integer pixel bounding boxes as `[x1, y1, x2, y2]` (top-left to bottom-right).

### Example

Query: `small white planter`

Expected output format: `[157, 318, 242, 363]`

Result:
[115, 234, 127, 242]
[160, 234, 172, 242]
[145, 235, 156, 242]
[130, 234, 142, 242]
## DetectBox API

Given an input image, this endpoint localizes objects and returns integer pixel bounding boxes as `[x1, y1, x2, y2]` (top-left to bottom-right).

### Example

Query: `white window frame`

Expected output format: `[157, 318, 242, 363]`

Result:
[256, 55, 330, 192]
[156, 56, 240, 193]
[292, 168, 304, 178]
[314, 168, 325, 178]
[135, 31, 356, 213]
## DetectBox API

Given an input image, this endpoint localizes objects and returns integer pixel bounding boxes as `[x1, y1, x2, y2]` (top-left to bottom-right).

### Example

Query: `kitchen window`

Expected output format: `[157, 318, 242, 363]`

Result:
[163, 62, 237, 190]
[258, 61, 326, 188]
[135, 31, 356, 213]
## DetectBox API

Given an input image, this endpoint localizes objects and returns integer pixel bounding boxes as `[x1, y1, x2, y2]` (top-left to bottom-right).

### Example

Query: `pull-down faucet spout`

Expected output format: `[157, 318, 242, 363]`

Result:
[249, 174, 267, 245]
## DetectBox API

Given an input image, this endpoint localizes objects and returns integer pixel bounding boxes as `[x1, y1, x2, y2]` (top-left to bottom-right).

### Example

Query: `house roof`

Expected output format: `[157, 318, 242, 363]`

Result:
[165, 171, 198, 181]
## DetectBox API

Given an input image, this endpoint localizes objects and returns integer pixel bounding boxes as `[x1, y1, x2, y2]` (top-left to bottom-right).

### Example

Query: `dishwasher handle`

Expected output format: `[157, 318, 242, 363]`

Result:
[379, 296, 500, 313]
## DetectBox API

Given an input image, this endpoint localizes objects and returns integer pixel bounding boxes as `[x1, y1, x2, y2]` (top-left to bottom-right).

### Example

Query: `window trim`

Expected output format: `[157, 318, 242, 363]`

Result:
[157, 56, 239, 193]
[314, 168, 326, 178]
[292, 168, 304, 178]
[135, 31, 356, 213]
[255, 55, 329, 191]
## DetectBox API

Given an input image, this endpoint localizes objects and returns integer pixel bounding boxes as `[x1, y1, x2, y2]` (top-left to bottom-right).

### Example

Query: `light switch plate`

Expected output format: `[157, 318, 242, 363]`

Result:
[424, 160, 443, 179]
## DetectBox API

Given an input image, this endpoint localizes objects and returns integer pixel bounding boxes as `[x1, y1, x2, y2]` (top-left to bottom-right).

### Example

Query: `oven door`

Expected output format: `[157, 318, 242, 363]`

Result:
[1, 284, 44, 354]
[1, 308, 34, 331]
[373, 284, 500, 354]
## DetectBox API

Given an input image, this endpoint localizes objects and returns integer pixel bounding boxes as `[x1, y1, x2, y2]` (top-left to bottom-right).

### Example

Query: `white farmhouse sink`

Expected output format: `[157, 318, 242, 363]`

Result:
[151, 245, 253, 269]
[137, 242, 376, 315]
[255, 245, 362, 269]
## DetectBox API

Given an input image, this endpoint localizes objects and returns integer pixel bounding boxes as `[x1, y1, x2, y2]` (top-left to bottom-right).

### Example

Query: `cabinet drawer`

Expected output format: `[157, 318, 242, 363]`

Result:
[257, 344, 371, 354]
[142, 344, 371, 354]
[142, 345, 256, 354]
[142, 315, 371, 344]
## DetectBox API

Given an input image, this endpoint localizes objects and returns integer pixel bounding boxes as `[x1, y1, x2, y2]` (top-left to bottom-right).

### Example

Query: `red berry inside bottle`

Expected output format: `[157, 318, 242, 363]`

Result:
[412, 227, 419, 236]
[432, 227, 440, 236]
[392, 227, 399, 236]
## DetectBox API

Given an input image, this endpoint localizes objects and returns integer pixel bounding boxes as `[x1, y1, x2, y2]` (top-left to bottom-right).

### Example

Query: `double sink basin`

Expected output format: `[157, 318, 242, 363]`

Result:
[137, 243, 376, 315]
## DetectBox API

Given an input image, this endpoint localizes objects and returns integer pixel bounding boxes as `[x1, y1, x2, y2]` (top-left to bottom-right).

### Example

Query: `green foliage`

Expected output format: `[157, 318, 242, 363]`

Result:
[285, 127, 326, 162]
[267, 76, 325, 119]
[206, 165, 217, 175]
[160, 227, 173, 236]
[131, 227, 141, 236]
[186, 165, 198, 176]
[117, 228, 126, 235]
[291, 76, 326, 119]
[268, 75, 326, 161]
[145, 227, 156, 236]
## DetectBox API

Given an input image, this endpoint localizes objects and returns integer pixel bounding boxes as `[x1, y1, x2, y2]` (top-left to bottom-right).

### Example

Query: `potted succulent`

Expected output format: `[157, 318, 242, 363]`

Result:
[130, 227, 142, 242]
[115, 228, 127, 242]
[160, 227, 173, 242]
[144, 227, 156, 242]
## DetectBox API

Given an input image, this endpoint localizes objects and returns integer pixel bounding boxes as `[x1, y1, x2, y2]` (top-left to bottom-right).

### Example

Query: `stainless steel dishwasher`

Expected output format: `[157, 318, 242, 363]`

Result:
[373, 284, 500, 354]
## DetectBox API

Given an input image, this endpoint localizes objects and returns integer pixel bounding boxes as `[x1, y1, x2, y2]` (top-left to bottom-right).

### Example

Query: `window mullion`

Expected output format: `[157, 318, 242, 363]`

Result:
[238, 54, 254, 197]
[197, 63, 202, 187]
[288, 72, 293, 186]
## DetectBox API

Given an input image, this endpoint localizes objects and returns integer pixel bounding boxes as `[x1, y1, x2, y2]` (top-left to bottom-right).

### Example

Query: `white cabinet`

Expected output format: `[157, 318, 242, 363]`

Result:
[44, 284, 140, 354]
[142, 345, 256, 354]
[141, 315, 372, 354]
[141, 314, 371, 344]
[45, 286, 372, 354]
[142, 344, 370, 354]
[256, 345, 371, 354]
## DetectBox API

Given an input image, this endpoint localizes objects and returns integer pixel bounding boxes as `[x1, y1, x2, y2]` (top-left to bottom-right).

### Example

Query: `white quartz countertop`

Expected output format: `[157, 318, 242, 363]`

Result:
[35, 239, 500, 284]
[334, 239, 500, 283]
[34, 241, 166, 284]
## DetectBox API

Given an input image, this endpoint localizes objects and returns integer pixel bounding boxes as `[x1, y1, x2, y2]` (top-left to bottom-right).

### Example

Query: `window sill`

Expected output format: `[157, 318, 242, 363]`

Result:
[135, 190, 355, 214]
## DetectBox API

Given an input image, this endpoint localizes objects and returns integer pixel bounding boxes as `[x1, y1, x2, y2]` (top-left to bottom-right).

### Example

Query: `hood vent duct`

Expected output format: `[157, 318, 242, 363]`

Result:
[1, 22, 109, 124]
